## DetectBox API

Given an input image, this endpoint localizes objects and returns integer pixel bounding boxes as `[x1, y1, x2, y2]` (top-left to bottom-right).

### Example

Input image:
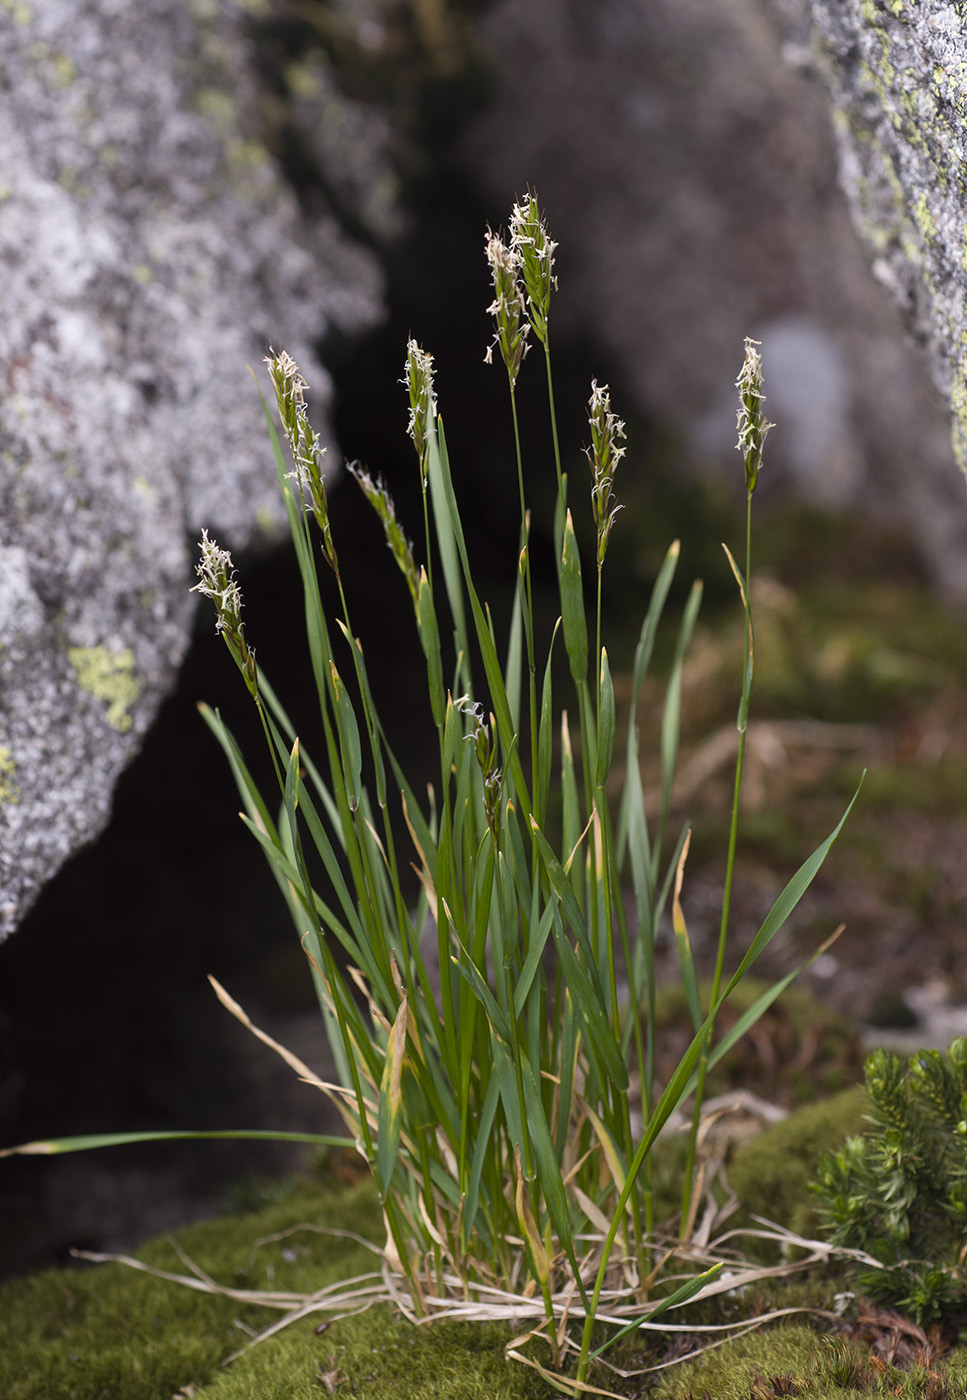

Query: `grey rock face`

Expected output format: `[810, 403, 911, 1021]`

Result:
[767, 1, 967, 466]
[466, 0, 967, 598]
[0, 1, 383, 942]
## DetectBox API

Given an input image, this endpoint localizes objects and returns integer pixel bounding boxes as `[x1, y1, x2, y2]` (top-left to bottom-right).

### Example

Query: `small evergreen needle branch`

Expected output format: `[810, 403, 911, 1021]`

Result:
[814, 1037, 967, 1328]
[2, 210, 860, 1396]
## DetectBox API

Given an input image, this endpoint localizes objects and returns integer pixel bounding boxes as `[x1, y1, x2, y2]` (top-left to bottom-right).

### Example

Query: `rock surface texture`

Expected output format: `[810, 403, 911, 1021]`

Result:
[465, 0, 967, 599]
[0, 0, 382, 942]
[768, 0, 967, 469]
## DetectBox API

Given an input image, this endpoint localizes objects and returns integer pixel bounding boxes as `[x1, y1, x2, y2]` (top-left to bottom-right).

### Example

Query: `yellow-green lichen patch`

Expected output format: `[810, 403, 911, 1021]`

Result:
[131, 474, 158, 500]
[951, 367, 967, 475]
[914, 190, 938, 243]
[1, 0, 33, 27]
[67, 645, 144, 732]
[0, 748, 21, 804]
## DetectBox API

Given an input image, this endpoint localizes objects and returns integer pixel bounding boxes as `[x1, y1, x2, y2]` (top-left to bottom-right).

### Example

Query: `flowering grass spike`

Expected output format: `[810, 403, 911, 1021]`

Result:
[735, 335, 775, 495]
[190, 530, 258, 701]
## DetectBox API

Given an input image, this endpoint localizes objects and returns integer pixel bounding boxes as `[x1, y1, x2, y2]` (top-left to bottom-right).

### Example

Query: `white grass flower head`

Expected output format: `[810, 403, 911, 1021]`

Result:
[509, 192, 557, 349]
[403, 340, 435, 484]
[190, 529, 258, 699]
[586, 380, 625, 567]
[265, 349, 337, 572]
[484, 228, 529, 386]
[735, 337, 775, 495]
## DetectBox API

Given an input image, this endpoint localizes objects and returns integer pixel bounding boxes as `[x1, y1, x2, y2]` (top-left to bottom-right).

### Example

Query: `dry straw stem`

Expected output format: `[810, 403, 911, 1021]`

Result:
[69, 1204, 867, 1389]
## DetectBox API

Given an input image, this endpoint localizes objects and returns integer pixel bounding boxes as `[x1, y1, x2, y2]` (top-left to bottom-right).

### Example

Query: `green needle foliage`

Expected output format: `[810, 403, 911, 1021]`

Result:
[813, 1038, 967, 1328]
[1, 196, 861, 1392]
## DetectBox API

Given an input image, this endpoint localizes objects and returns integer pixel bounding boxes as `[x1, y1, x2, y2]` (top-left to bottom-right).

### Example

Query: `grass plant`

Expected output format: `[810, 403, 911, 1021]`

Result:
[1, 196, 862, 1393]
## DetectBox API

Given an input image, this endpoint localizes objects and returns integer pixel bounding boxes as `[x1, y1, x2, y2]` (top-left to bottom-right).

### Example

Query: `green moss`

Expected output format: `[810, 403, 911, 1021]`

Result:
[67, 644, 143, 732]
[726, 1087, 865, 1248]
[652, 1321, 967, 1399]
[0, 1178, 559, 1400]
[6, 1131, 966, 1398]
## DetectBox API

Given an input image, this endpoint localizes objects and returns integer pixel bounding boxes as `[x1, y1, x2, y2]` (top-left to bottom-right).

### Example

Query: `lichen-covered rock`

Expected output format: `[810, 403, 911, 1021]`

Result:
[768, 2, 967, 473]
[0, 0, 383, 941]
[465, 0, 967, 599]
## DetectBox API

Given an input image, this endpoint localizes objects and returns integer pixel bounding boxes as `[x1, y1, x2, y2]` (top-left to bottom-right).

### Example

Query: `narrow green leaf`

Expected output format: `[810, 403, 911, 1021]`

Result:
[506, 548, 525, 732]
[515, 1146, 550, 1289]
[418, 568, 446, 728]
[660, 580, 702, 827]
[560, 710, 583, 908]
[376, 995, 409, 1199]
[450, 944, 512, 1046]
[561, 509, 588, 683]
[546, 906, 629, 1092]
[255, 675, 342, 835]
[672, 831, 702, 1031]
[518, 1051, 587, 1307]
[0, 1128, 354, 1159]
[284, 737, 301, 828]
[430, 415, 531, 815]
[514, 902, 556, 1016]
[463, 1067, 502, 1241]
[329, 659, 362, 812]
[589, 1264, 724, 1360]
[631, 539, 680, 703]
[555, 990, 578, 1160]
[497, 851, 518, 973]
[683, 927, 846, 1101]
[722, 778, 865, 997]
[427, 414, 471, 665]
[536, 620, 560, 824]
[595, 646, 616, 788]
[504, 800, 532, 923]
[528, 815, 599, 985]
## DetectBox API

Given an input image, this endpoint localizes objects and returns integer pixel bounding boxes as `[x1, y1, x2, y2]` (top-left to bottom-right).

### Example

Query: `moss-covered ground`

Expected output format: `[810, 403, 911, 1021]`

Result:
[0, 1175, 555, 1400]
[5, 1089, 967, 1399]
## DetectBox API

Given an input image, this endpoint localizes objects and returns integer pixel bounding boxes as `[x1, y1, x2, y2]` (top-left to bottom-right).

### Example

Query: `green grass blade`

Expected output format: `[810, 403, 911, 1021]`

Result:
[427, 414, 471, 667]
[450, 940, 512, 1047]
[595, 646, 616, 788]
[418, 568, 446, 729]
[518, 1050, 588, 1307]
[658, 579, 702, 839]
[505, 551, 525, 733]
[560, 510, 588, 684]
[328, 658, 363, 812]
[375, 996, 408, 1200]
[672, 832, 702, 1031]
[722, 776, 865, 996]
[0, 1128, 354, 1158]
[463, 1067, 502, 1240]
[536, 619, 560, 825]
[589, 1263, 724, 1360]
[631, 539, 680, 704]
